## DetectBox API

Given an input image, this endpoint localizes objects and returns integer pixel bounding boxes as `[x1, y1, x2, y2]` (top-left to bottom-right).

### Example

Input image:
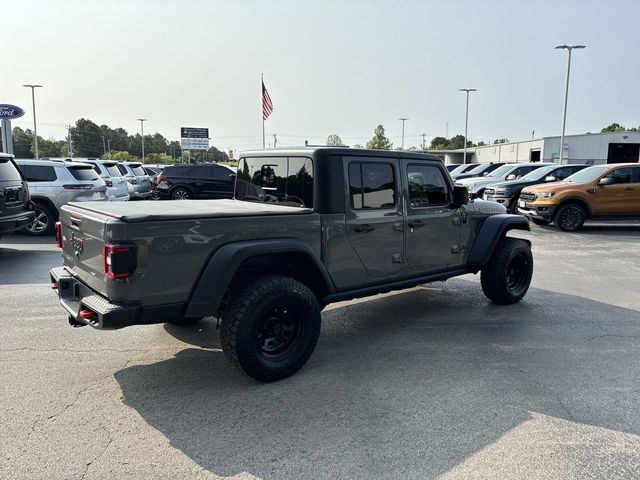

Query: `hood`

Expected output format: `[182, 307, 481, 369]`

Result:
[466, 199, 507, 215]
[488, 179, 532, 190]
[521, 181, 576, 194]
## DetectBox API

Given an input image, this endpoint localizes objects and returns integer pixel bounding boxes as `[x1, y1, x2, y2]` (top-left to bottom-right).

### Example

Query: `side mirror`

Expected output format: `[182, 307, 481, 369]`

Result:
[545, 176, 556, 182]
[506, 174, 516, 181]
[452, 185, 469, 207]
[598, 177, 614, 186]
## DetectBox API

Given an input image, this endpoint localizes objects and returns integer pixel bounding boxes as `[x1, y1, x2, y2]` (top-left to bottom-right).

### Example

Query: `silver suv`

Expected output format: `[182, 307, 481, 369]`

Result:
[15, 159, 107, 235]
[116, 162, 151, 200]
[70, 158, 129, 201]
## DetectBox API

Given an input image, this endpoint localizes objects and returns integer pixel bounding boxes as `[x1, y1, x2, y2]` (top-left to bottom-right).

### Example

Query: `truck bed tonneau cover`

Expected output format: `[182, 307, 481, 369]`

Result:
[66, 199, 313, 223]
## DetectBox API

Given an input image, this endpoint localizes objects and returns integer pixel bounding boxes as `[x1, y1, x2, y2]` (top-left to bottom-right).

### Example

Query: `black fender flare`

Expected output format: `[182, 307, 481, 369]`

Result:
[184, 238, 335, 318]
[466, 214, 531, 270]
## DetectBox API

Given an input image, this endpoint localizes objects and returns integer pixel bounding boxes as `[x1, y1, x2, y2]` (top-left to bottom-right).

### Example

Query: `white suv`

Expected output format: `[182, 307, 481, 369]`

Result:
[15, 159, 107, 235]
[70, 159, 129, 201]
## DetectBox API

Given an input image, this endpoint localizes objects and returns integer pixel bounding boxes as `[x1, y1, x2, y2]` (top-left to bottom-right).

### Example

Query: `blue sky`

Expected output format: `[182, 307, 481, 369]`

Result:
[3, 0, 639, 152]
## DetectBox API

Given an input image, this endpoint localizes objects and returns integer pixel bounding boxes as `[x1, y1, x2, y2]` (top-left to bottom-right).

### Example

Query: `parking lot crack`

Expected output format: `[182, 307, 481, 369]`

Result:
[80, 424, 113, 480]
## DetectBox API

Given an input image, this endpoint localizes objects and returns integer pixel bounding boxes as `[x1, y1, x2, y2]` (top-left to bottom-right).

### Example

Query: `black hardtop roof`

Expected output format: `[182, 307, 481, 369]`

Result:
[240, 147, 443, 163]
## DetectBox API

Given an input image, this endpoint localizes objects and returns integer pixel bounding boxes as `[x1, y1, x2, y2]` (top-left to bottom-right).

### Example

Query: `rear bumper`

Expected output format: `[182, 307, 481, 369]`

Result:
[0, 210, 35, 234]
[129, 191, 152, 200]
[50, 267, 182, 329]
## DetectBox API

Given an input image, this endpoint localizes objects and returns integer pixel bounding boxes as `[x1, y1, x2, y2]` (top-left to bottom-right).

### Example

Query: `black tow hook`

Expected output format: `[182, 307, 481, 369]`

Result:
[68, 315, 87, 328]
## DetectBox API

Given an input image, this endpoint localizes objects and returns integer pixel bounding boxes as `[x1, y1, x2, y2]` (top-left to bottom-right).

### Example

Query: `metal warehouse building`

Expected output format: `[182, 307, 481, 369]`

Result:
[440, 131, 640, 165]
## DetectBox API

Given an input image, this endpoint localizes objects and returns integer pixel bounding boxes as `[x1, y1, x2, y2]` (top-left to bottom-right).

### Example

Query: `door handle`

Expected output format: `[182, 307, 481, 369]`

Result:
[408, 220, 426, 229]
[355, 224, 375, 233]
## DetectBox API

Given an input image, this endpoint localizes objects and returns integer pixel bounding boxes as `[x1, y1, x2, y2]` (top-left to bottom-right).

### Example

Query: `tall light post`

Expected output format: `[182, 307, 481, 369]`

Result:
[555, 44, 585, 165]
[459, 88, 476, 164]
[399, 117, 409, 150]
[23, 84, 43, 159]
[136, 118, 147, 162]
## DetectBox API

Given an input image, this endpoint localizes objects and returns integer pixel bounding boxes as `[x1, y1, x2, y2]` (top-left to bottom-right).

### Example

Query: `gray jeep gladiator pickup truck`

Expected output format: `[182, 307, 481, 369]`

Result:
[50, 148, 533, 381]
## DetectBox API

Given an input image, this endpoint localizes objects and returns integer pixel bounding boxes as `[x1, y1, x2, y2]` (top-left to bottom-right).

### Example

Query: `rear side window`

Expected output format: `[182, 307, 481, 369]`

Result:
[0, 158, 24, 182]
[104, 164, 121, 177]
[236, 156, 313, 208]
[349, 162, 396, 209]
[166, 166, 192, 177]
[212, 165, 233, 180]
[68, 166, 99, 181]
[130, 166, 146, 176]
[116, 164, 128, 175]
[21, 165, 57, 182]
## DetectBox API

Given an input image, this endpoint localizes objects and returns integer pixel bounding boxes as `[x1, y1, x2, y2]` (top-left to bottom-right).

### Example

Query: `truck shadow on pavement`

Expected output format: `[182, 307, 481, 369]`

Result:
[114, 279, 640, 479]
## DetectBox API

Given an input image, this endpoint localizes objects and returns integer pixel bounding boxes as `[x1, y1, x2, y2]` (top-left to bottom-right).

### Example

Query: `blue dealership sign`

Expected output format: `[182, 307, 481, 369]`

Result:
[0, 104, 25, 119]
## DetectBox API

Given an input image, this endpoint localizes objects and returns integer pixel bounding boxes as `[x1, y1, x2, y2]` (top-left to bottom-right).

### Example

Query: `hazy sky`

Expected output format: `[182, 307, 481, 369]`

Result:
[3, 0, 639, 153]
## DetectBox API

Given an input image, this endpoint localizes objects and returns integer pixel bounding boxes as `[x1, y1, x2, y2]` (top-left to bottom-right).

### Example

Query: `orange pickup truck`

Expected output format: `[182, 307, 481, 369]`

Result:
[518, 163, 640, 231]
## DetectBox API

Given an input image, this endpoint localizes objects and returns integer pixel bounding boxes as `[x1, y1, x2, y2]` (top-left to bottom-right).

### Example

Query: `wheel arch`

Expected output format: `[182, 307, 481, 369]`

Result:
[466, 214, 531, 271]
[554, 197, 592, 218]
[184, 239, 335, 318]
[29, 196, 59, 220]
[169, 184, 195, 198]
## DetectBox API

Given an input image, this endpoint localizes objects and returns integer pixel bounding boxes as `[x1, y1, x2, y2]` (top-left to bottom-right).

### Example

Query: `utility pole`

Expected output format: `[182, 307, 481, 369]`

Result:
[399, 118, 409, 150]
[101, 136, 106, 155]
[459, 88, 477, 164]
[136, 118, 147, 162]
[23, 84, 43, 159]
[445, 121, 449, 138]
[273, 134, 278, 148]
[66, 125, 73, 157]
[421, 133, 427, 151]
[555, 44, 586, 165]
[107, 139, 111, 157]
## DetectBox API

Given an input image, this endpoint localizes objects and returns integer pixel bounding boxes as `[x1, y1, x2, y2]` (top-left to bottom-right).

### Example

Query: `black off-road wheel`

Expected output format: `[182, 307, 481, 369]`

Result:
[25, 203, 55, 236]
[554, 203, 586, 232]
[220, 275, 321, 382]
[171, 187, 192, 200]
[530, 218, 551, 226]
[481, 237, 533, 305]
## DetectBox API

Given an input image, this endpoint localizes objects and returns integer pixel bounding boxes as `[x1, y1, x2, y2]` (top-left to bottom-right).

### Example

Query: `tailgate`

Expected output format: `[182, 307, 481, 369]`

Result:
[59, 204, 111, 295]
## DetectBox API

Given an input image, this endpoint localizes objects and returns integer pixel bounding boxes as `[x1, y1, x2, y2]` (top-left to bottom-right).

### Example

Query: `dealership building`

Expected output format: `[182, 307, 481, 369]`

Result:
[439, 131, 640, 166]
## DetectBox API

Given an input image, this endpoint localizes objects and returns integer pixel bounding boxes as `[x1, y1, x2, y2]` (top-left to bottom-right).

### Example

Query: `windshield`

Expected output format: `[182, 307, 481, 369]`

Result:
[449, 164, 472, 175]
[519, 166, 557, 182]
[564, 166, 608, 183]
[486, 164, 514, 178]
[466, 164, 490, 174]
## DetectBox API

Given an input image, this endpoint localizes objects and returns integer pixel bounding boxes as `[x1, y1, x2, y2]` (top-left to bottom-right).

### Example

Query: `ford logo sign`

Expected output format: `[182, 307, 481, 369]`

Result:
[0, 104, 25, 120]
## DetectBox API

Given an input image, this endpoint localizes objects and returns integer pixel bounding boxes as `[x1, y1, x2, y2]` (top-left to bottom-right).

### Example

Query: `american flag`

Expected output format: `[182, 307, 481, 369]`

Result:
[262, 80, 273, 120]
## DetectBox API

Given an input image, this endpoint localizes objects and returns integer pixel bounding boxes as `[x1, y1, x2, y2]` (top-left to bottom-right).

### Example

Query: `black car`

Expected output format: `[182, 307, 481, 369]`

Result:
[0, 153, 35, 238]
[483, 164, 588, 212]
[156, 163, 236, 200]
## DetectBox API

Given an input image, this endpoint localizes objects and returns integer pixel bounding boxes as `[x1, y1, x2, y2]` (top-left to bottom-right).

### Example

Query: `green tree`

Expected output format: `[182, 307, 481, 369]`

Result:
[101, 150, 137, 161]
[70, 118, 104, 157]
[601, 123, 626, 133]
[476, 141, 486, 147]
[366, 125, 392, 150]
[326, 134, 343, 146]
[493, 138, 509, 144]
[448, 135, 472, 149]
[145, 152, 174, 164]
[429, 136, 449, 149]
[207, 146, 229, 162]
[11, 127, 35, 158]
[37, 137, 65, 158]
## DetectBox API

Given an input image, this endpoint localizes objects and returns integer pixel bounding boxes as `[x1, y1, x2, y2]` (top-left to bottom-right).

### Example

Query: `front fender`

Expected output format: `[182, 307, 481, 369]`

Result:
[466, 214, 530, 270]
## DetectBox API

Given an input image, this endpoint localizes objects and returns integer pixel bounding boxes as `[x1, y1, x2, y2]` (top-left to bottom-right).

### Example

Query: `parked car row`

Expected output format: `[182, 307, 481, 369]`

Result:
[449, 160, 640, 231]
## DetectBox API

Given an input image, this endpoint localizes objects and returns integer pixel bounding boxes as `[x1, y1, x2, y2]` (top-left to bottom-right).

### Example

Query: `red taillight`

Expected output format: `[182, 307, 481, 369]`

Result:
[55, 222, 63, 248]
[63, 184, 93, 190]
[127, 178, 138, 185]
[102, 244, 137, 279]
[157, 174, 165, 183]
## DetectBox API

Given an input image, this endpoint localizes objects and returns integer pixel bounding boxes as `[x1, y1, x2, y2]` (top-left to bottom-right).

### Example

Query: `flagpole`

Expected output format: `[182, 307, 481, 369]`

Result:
[261, 73, 265, 148]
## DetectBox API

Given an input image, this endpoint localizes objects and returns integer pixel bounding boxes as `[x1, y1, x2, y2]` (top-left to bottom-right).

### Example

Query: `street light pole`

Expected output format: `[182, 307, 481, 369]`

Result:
[555, 44, 585, 165]
[459, 88, 477, 164]
[136, 118, 147, 162]
[23, 84, 43, 159]
[399, 118, 408, 150]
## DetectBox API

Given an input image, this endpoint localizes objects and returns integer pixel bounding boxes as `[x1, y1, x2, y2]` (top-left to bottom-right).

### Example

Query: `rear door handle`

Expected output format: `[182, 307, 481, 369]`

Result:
[408, 220, 426, 229]
[355, 224, 375, 233]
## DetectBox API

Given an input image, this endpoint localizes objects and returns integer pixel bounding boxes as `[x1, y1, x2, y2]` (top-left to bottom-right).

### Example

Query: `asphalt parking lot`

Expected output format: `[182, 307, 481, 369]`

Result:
[1, 223, 640, 480]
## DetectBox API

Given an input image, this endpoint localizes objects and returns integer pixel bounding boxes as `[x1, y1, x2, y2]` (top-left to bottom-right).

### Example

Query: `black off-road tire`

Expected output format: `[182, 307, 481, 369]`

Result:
[530, 218, 551, 226]
[481, 237, 533, 305]
[25, 202, 55, 236]
[171, 187, 193, 200]
[554, 203, 586, 232]
[220, 275, 321, 382]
